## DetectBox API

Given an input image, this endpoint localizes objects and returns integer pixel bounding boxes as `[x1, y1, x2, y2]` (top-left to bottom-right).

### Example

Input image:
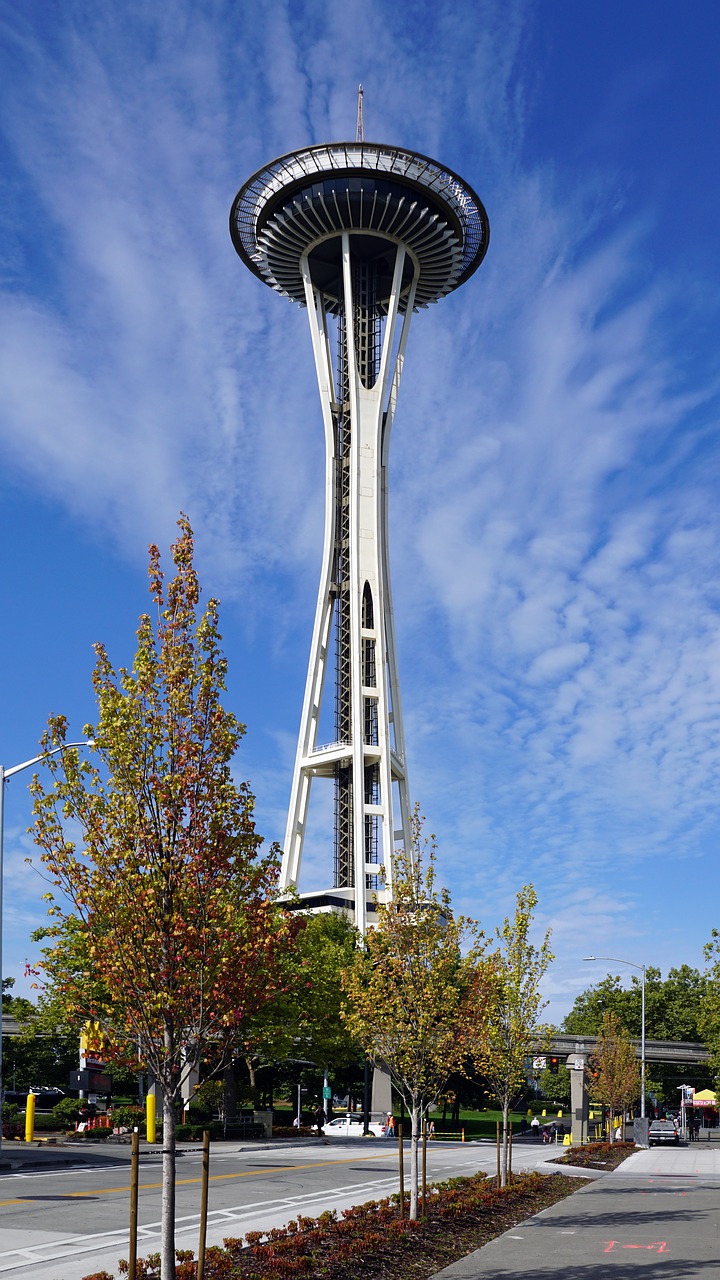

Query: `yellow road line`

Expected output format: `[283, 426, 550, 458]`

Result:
[0, 1149, 399, 1207]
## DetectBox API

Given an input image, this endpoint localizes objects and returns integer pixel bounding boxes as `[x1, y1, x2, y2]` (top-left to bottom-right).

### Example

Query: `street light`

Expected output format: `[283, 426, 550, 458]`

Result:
[0, 741, 93, 1156]
[583, 955, 646, 1119]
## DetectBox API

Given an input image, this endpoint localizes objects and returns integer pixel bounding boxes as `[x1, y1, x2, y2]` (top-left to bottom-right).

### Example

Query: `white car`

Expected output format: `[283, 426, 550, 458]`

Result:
[324, 1115, 386, 1137]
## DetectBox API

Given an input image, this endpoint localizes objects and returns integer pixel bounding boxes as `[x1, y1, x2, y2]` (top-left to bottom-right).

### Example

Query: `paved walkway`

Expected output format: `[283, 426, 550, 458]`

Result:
[431, 1147, 720, 1278]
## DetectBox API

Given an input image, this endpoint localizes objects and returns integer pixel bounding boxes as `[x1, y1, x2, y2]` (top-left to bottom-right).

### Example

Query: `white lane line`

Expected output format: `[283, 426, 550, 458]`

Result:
[0, 1176, 402, 1271]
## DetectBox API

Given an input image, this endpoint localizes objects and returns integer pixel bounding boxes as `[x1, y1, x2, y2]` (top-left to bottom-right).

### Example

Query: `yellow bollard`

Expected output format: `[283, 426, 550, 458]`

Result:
[24, 1090, 35, 1141]
[557, 1110, 563, 1118]
[146, 1093, 157, 1144]
[563, 1133, 572, 1146]
[541, 1109, 546, 1117]
[25, 1092, 36, 1143]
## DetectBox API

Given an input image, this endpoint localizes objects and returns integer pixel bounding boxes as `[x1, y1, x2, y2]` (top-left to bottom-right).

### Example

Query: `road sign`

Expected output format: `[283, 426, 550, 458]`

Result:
[322, 1086, 332, 1100]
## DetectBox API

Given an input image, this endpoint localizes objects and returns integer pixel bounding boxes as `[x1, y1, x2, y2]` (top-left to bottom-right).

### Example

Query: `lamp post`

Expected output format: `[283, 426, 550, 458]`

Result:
[583, 956, 646, 1119]
[0, 742, 93, 1155]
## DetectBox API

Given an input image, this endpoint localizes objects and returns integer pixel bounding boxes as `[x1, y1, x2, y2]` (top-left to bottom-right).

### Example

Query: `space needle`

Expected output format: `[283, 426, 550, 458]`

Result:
[230, 93, 489, 931]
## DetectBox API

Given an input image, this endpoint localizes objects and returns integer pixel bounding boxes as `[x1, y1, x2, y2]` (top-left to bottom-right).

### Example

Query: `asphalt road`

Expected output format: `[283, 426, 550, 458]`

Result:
[0, 1135, 557, 1280]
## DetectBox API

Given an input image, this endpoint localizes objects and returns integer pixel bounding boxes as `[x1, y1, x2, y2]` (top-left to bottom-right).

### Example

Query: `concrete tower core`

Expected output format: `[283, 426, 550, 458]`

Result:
[230, 141, 489, 932]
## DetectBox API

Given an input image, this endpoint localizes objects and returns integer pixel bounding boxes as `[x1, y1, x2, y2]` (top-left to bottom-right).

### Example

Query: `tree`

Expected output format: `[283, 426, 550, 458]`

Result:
[242, 910, 362, 1104]
[700, 931, 720, 1093]
[341, 820, 493, 1219]
[2, 978, 78, 1093]
[586, 1010, 640, 1141]
[537, 1062, 571, 1106]
[472, 885, 553, 1185]
[29, 516, 291, 1280]
[564, 965, 714, 1105]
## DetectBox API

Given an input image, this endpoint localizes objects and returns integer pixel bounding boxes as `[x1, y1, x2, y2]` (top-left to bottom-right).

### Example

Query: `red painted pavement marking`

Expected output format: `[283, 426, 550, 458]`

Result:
[604, 1241, 668, 1253]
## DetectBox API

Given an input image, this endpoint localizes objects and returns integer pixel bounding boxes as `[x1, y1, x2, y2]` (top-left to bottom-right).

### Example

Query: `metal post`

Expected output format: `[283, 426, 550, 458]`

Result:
[640, 964, 646, 1119]
[363, 1057, 370, 1135]
[0, 766, 5, 1161]
[397, 1122, 404, 1218]
[0, 741, 93, 1161]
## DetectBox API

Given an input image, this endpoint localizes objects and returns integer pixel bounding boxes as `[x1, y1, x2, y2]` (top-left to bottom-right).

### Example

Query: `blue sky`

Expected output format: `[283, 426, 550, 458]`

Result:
[1, 0, 719, 1026]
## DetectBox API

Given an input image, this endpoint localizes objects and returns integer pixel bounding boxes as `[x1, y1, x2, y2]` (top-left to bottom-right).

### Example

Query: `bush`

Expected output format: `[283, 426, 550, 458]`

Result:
[99, 1171, 584, 1280]
[110, 1106, 145, 1132]
[52, 1097, 82, 1127]
[175, 1122, 222, 1142]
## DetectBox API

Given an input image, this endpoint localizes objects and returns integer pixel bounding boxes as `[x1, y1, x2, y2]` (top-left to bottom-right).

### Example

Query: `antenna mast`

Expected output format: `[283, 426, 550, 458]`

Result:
[356, 83, 365, 143]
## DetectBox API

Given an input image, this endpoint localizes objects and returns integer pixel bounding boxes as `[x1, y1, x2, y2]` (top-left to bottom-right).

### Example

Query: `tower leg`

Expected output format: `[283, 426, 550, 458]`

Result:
[281, 239, 419, 931]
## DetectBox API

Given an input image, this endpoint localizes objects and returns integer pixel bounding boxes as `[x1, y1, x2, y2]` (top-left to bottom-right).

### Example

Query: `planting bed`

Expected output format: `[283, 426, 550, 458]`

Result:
[83, 1169, 587, 1280]
[552, 1140, 637, 1171]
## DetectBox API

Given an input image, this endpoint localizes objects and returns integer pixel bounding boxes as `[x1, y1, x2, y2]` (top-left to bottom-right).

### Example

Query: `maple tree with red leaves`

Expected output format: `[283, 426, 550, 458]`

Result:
[30, 515, 291, 1280]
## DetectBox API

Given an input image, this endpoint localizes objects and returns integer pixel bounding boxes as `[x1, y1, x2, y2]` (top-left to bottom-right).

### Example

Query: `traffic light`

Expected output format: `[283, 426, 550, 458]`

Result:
[549, 1056, 559, 1074]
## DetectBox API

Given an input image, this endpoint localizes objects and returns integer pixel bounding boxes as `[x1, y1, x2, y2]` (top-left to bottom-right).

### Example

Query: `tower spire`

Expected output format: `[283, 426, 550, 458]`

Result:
[230, 142, 489, 932]
[356, 83, 364, 143]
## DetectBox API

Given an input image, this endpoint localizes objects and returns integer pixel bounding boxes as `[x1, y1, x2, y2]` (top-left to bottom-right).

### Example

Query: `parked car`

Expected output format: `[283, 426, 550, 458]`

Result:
[324, 1115, 386, 1137]
[648, 1119, 680, 1146]
[4, 1087, 66, 1112]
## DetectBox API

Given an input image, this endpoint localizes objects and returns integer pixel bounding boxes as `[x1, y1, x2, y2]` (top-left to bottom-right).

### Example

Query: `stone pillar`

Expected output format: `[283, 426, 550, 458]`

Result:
[569, 1055, 588, 1145]
[371, 1061, 393, 1123]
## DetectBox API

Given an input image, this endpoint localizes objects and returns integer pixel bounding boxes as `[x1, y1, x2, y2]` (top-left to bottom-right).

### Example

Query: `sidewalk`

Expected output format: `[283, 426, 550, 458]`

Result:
[430, 1146, 720, 1278]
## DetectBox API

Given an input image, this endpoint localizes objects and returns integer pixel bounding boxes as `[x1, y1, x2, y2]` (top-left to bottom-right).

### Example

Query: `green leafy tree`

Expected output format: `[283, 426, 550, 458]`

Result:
[1, 978, 77, 1093]
[564, 965, 713, 1105]
[537, 1063, 571, 1106]
[341, 820, 493, 1219]
[28, 517, 290, 1280]
[472, 885, 553, 1185]
[586, 1010, 640, 1141]
[242, 910, 362, 1101]
[701, 932, 720, 1093]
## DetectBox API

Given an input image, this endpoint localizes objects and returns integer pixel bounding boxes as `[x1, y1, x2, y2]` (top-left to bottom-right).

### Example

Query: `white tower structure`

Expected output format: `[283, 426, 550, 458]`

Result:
[230, 140, 489, 932]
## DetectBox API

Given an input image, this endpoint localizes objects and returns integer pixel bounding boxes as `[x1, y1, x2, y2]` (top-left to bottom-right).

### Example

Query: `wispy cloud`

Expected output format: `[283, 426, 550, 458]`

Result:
[1, 1, 718, 1020]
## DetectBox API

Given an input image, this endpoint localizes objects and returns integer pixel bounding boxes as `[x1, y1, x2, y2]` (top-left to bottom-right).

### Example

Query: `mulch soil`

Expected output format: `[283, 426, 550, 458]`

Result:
[100, 1169, 589, 1280]
[551, 1140, 638, 1171]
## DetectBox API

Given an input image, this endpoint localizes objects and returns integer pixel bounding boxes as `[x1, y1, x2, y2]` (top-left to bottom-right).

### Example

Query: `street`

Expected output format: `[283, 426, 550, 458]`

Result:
[0, 1136, 557, 1280]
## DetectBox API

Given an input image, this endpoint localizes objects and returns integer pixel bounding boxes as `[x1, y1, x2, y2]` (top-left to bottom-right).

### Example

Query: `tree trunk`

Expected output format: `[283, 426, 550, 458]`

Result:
[161, 1090, 177, 1280]
[501, 1099, 509, 1187]
[224, 1061, 237, 1126]
[409, 1101, 420, 1220]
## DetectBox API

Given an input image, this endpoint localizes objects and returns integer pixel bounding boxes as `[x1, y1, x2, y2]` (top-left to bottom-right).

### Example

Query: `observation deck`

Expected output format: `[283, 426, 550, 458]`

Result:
[230, 142, 490, 313]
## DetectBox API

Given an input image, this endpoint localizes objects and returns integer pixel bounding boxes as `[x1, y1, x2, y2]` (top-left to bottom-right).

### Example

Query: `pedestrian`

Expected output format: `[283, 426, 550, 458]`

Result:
[531, 1115, 540, 1139]
[520, 1117, 528, 1136]
[427, 1120, 435, 1140]
[385, 1112, 395, 1138]
[313, 1106, 325, 1135]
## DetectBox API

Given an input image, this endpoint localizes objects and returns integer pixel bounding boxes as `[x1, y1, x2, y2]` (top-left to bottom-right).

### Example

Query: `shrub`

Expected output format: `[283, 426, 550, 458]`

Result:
[52, 1097, 82, 1127]
[110, 1106, 145, 1132]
